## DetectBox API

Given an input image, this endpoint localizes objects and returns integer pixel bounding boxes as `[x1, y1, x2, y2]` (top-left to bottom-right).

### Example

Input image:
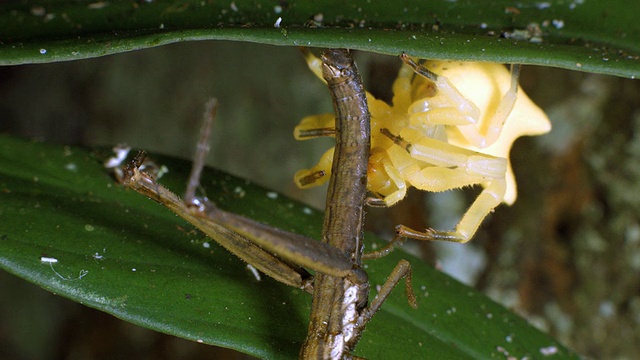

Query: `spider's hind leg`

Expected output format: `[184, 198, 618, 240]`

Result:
[380, 127, 508, 243]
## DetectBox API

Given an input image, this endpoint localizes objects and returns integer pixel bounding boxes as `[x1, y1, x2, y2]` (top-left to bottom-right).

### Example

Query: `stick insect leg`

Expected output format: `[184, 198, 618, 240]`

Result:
[294, 147, 334, 188]
[359, 259, 418, 327]
[184, 98, 219, 205]
[294, 113, 336, 140]
[361, 235, 406, 260]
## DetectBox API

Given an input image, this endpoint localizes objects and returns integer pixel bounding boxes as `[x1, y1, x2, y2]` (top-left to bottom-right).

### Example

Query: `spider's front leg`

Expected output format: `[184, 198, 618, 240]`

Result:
[381, 128, 508, 243]
[401, 54, 520, 149]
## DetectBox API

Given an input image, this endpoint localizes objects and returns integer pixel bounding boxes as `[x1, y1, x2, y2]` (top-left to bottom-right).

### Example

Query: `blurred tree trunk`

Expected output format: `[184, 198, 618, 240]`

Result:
[478, 69, 640, 359]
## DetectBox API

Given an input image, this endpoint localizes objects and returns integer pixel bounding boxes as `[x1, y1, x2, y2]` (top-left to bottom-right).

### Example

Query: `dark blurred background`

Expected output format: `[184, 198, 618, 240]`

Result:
[1, 41, 639, 359]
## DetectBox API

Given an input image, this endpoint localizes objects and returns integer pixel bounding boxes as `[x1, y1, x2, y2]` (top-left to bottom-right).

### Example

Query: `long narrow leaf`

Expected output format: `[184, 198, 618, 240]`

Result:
[0, 0, 638, 77]
[0, 134, 578, 359]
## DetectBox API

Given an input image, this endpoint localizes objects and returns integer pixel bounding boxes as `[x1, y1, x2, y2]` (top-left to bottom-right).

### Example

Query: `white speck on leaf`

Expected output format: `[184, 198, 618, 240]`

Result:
[246, 264, 261, 281]
[41, 256, 88, 280]
[88, 2, 109, 10]
[40, 256, 58, 264]
[552, 19, 564, 29]
[535, 2, 551, 9]
[540, 345, 558, 356]
[64, 163, 77, 172]
[31, 6, 46, 16]
[103, 144, 131, 169]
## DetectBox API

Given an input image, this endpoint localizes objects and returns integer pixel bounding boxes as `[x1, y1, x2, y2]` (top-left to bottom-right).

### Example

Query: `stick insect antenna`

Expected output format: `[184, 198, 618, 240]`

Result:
[184, 98, 219, 205]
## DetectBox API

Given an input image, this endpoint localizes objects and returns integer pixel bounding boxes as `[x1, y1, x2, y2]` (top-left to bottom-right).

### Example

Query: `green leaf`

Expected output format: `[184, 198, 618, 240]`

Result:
[0, 134, 578, 359]
[0, 0, 638, 78]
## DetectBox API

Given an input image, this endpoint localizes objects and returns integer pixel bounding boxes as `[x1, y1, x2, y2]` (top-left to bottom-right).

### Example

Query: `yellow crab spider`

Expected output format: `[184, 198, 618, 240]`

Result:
[295, 51, 550, 243]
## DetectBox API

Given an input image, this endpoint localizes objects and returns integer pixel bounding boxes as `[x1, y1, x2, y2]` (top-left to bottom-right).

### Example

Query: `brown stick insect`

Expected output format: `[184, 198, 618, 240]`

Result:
[299, 49, 417, 359]
[120, 99, 354, 293]
[117, 54, 416, 359]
